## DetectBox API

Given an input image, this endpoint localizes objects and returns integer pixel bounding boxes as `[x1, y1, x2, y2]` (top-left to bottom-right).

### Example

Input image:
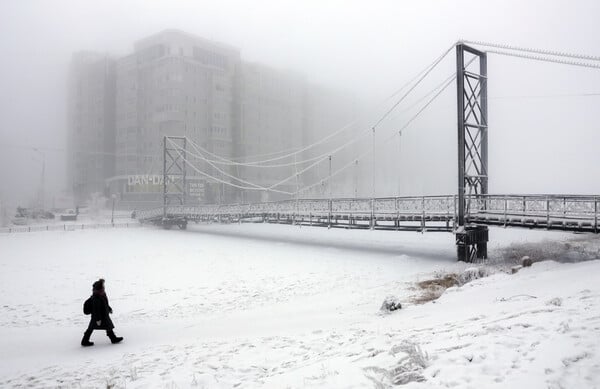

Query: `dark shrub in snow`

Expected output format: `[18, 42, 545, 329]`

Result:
[381, 295, 402, 312]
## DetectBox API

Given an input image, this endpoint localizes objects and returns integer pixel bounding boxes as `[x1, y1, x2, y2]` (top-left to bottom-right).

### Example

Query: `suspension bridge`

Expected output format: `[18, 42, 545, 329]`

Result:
[137, 41, 600, 261]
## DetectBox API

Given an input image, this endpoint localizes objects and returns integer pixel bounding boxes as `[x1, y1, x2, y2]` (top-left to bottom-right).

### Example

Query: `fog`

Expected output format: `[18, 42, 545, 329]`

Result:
[1, 0, 600, 209]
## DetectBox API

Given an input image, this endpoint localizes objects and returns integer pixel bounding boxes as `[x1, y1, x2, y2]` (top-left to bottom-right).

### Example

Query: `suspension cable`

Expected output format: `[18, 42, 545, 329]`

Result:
[168, 138, 269, 190]
[177, 60, 465, 193]
[265, 130, 373, 190]
[491, 92, 600, 100]
[173, 41, 600, 198]
[461, 40, 600, 62]
[299, 58, 473, 196]
[173, 128, 372, 192]
[182, 43, 458, 168]
[295, 71, 456, 196]
[486, 49, 600, 70]
[185, 135, 344, 168]
[371, 43, 456, 129]
[166, 139, 293, 195]
[227, 146, 301, 162]
[166, 46, 474, 196]
[199, 121, 359, 166]
[382, 42, 459, 103]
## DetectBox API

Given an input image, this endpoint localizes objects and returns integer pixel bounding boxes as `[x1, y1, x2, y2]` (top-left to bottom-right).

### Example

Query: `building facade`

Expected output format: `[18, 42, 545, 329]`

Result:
[69, 30, 358, 207]
[67, 51, 116, 204]
[109, 30, 241, 206]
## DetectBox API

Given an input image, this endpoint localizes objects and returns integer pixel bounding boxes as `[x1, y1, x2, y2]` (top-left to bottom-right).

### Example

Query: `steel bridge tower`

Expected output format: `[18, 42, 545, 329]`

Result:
[455, 43, 489, 261]
[162, 136, 188, 229]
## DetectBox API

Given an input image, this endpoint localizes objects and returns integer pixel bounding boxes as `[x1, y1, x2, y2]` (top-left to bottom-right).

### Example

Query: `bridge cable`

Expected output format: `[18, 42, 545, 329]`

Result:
[171, 131, 371, 193]
[485, 49, 600, 70]
[165, 138, 294, 195]
[370, 43, 456, 130]
[177, 138, 275, 190]
[461, 40, 600, 62]
[179, 62, 467, 196]
[491, 92, 600, 100]
[179, 128, 371, 188]
[295, 68, 459, 196]
[296, 56, 476, 197]
[167, 47, 464, 195]
[177, 46, 460, 177]
[180, 43, 458, 168]
[184, 136, 342, 168]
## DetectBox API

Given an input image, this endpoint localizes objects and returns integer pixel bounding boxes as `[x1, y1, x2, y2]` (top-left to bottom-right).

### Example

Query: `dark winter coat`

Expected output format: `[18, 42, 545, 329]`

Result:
[87, 293, 114, 330]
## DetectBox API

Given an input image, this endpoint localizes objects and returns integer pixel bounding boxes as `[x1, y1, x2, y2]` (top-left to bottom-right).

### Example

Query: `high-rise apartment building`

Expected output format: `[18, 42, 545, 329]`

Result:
[110, 30, 240, 205]
[67, 51, 116, 203]
[69, 30, 357, 207]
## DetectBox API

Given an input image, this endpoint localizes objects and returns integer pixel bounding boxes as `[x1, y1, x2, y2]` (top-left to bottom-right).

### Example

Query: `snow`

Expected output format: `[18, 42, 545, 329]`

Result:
[0, 224, 599, 388]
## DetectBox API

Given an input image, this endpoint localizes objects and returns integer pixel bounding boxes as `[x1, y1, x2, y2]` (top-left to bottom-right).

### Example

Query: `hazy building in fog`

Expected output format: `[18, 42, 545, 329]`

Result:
[67, 51, 116, 204]
[109, 30, 240, 205]
[69, 29, 357, 206]
[238, 62, 306, 202]
[302, 86, 361, 198]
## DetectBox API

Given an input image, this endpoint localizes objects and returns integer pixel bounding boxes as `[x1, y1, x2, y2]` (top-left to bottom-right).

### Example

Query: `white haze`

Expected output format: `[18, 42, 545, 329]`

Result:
[1, 0, 600, 207]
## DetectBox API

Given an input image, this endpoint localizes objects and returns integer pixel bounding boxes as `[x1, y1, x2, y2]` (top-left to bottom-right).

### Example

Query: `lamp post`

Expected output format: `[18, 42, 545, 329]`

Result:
[32, 148, 45, 210]
[111, 194, 116, 224]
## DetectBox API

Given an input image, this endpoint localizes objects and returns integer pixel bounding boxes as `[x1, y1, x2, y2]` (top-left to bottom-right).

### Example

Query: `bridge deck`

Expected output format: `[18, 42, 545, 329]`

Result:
[137, 195, 600, 233]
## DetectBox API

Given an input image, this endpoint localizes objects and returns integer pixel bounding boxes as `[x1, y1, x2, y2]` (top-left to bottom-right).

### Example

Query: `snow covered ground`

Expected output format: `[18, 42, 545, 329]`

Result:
[0, 224, 599, 388]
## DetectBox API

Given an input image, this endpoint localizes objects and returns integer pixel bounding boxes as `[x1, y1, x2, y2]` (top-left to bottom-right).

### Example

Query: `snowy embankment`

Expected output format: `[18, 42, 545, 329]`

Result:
[0, 224, 599, 388]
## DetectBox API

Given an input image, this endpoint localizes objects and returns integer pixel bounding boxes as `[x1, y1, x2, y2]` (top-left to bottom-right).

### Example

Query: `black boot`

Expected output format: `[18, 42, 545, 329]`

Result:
[107, 329, 123, 344]
[81, 329, 94, 347]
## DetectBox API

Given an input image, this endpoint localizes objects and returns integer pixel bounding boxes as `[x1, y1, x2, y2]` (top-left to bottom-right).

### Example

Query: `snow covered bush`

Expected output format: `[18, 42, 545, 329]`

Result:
[546, 297, 562, 306]
[498, 236, 600, 265]
[457, 266, 490, 285]
[364, 341, 429, 386]
[380, 295, 402, 313]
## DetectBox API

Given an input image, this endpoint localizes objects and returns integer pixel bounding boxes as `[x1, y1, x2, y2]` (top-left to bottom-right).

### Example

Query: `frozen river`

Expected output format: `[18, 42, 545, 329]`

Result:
[1, 224, 598, 388]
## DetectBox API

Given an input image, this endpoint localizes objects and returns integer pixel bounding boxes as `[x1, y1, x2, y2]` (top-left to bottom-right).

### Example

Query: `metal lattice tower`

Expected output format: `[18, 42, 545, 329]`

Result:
[456, 43, 488, 226]
[163, 136, 187, 218]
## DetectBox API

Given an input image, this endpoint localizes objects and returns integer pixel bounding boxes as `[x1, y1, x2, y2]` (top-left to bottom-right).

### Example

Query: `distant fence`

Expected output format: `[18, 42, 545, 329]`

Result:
[0, 222, 141, 234]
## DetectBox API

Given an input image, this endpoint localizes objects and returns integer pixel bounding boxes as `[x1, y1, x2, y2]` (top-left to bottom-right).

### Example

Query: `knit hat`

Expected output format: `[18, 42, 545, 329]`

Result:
[92, 278, 105, 291]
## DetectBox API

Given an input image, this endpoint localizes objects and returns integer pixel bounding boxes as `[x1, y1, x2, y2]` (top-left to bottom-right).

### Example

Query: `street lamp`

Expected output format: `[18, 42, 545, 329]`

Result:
[32, 148, 45, 210]
[111, 194, 116, 224]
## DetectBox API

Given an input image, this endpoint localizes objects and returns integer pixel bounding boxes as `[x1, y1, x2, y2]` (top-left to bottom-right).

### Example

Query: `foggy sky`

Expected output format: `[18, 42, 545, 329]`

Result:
[1, 0, 600, 207]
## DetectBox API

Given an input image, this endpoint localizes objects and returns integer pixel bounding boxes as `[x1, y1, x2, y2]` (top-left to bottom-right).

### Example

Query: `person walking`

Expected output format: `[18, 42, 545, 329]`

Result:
[81, 279, 123, 347]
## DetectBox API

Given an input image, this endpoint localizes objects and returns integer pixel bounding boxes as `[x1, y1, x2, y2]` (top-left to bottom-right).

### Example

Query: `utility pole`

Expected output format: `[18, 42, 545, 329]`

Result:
[294, 153, 300, 223]
[294, 153, 300, 197]
[328, 155, 332, 200]
[397, 130, 402, 196]
[33, 148, 45, 210]
[354, 160, 359, 198]
[371, 127, 375, 198]
[111, 194, 116, 224]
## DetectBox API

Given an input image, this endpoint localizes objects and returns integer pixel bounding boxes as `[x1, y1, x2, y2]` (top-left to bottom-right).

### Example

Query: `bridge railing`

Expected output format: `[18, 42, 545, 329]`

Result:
[467, 195, 599, 229]
[136, 207, 163, 221]
[138, 194, 598, 231]
[144, 196, 459, 220]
